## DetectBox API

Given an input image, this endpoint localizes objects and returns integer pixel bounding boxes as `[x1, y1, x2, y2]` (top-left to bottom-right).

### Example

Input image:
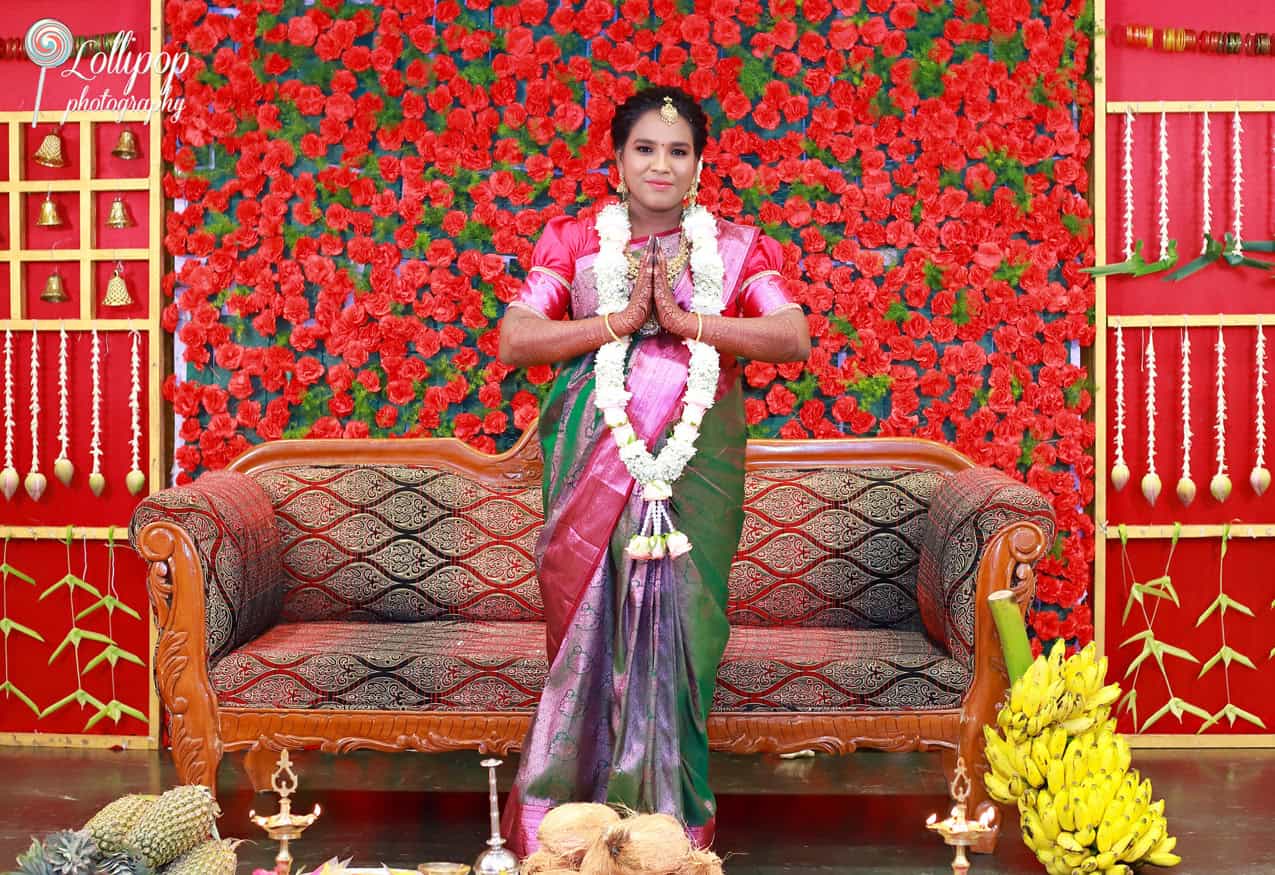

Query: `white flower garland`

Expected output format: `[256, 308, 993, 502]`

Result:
[54, 325, 72, 485]
[1211, 325, 1232, 501]
[593, 203, 724, 560]
[1122, 110, 1135, 261]
[1177, 324, 1195, 505]
[89, 330, 104, 496]
[1111, 323, 1129, 490]
[1200, 111, 1212, 254]
[1230, 110, 1243, 256]
[1156, 111, 1169, 262]
[1, 330, 15, 500]
[126, 328, 145, 495]
[1253, 321, 1270, 495]
[26, 328, 44, 500]
[1141, 330, 1161, 504]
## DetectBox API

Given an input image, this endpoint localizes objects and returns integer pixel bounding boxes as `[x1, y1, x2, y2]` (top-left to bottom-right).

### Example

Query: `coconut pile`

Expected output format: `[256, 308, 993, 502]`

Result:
[520, 804, 724, 875]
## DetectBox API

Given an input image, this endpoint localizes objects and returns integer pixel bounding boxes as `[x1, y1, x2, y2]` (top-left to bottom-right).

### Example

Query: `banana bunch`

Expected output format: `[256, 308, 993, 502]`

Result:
[983, 641, 1181, 871]
[1018, 723, 1180, 873]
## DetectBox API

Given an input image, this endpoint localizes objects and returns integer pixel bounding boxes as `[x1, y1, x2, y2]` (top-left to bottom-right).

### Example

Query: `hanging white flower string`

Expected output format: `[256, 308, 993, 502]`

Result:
[1230, 109, 1243, 257]
[53, 325, 73, 486]
[1176, 323, 1195, 505]
[25, 329, 45, 501]
[125, 328, 146, 496]
[593, 201, 724, 561]
[1156, 111, 1170, 263]
[1111, 323, 1130, 490]
[1, 330, 16, 501]
[1211, 324, 1232, 501]
[1252, 320, 1270, 496]
[1141, 330, 1161, 504]
[88, 330, 105, 497]
[1200, 111, 1212, 254]
[1122, 109, 1135, 261]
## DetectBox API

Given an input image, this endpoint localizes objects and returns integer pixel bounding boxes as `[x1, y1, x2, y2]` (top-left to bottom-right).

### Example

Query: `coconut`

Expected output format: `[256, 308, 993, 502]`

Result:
[535, 803, 622, 869]
[521, 850, 578, 874]
[579, 814, 696, 875]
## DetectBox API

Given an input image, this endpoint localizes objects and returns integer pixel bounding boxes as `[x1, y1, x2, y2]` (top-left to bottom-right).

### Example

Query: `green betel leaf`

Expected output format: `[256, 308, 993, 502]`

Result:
[0, 681, 41, 716]
[0, 618, 44, 642]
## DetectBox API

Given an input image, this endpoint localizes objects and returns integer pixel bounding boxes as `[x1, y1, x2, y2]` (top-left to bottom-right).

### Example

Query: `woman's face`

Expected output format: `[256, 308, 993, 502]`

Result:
[616, 108, 697, 214]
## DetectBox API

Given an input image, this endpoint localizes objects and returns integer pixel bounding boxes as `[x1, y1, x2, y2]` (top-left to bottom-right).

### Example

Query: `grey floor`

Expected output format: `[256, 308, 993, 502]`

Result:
[0, 746, 1268, 873]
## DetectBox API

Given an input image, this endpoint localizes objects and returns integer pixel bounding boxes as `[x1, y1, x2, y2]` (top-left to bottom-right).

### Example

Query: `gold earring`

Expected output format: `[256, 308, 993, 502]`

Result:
[685, 161, 702, 208]
[617, 176, 628, 201]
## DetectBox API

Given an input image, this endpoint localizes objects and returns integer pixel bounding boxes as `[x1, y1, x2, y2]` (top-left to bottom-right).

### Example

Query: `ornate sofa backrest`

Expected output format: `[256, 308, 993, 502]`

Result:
[228, 432, 973, 629]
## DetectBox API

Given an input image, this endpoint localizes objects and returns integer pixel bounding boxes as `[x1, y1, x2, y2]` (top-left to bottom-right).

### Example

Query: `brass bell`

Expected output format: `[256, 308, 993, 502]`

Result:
[40, 269, 69, 303]
[36, 195, 63, 227]
[111, 129, 141, 160]
[102, 264, 134, 307]
[33, 131, 67, 168]
[106, 196, 134, 229]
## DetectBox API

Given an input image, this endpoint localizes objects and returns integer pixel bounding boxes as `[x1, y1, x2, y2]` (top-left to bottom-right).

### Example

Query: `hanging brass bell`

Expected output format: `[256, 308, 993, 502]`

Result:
[111, 129, 141, 160]
[40, 269, 69, 303]
[32, 130, 67, 168]
[36, 195, 63, 227]
[102, 264, 134, 307]
[106, 196, 134, 229]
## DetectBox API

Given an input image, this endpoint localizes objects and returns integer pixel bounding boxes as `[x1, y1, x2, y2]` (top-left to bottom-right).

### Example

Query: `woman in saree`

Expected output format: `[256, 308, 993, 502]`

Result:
[497, 86, 810, 854]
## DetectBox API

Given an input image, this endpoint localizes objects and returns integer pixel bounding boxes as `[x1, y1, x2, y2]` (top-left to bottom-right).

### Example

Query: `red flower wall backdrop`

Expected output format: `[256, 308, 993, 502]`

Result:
[161, 0, 1096, 646]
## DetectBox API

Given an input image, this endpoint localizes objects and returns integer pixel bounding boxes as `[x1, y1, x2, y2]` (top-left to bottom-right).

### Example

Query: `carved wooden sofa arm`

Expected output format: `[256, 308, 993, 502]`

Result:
[128, 471, 286, 789]
[916, 466, 1056, 850]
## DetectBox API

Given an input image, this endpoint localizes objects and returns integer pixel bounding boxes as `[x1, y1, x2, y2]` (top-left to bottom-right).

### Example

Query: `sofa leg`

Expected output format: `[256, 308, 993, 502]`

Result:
[243, 743, 283, 793]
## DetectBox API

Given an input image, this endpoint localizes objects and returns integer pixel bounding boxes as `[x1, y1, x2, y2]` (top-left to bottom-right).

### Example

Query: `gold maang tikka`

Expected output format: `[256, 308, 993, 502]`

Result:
[660, 96, 679, 126]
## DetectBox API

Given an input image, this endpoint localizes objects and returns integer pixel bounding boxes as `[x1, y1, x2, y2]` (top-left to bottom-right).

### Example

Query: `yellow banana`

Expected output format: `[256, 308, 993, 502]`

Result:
[1149, 834, 1177, 857]
[1047, 758, 1066, 796]
[1023, 752, 1046, 788]
[1050, 724, 1068, 759]
[1144, 851, 1182, 867]
[984, 771, 1016, 804]
[1056, 832, 1085, 853]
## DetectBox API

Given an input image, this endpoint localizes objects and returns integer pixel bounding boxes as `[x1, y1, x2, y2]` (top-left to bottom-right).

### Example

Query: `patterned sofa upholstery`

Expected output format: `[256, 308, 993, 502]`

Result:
[131, 429, 1053, 848]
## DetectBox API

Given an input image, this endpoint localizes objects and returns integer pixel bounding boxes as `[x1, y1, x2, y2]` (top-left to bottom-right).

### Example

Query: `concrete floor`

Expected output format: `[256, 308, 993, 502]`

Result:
[0, 746, 1268, 873]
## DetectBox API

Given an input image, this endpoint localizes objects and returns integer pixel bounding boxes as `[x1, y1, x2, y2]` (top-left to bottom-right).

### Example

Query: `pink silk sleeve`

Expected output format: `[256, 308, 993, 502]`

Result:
[511, 215, 578, 321]
[736, 233, 799, 318]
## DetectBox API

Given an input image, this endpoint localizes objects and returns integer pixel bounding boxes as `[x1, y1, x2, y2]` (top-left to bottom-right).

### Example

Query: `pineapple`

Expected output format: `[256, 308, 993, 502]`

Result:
[85, 795, 158, 856]
[14, 839, 53, 875]
[41, 831, 98, 875]
[162, 839, 241, 875]
[123, 785, 218, 869]
[96, 850, 154, 875]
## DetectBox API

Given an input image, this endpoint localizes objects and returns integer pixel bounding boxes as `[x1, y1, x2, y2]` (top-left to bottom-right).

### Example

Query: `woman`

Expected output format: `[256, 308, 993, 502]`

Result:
[498, 85, 810, 853]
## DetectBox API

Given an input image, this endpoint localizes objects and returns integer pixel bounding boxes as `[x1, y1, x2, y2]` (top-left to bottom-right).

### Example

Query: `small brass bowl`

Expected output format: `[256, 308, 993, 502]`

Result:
[417, 865, 470, 875]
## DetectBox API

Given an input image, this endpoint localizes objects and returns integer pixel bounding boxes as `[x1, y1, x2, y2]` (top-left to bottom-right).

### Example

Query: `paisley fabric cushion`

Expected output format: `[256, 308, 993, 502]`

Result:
[726, 467, 945, 629]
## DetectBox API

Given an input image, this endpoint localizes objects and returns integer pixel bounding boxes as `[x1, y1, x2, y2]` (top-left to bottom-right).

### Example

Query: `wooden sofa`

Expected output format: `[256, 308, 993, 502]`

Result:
[130, 428, 1053, 849]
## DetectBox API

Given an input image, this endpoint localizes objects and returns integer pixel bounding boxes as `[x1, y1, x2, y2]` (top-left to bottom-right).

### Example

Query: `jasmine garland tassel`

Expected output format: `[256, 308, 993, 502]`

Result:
[1, 330, 16, 500]
[1111, 324, 1130, 490]
[593, 202, 724, 560]
[1176, 324, 1196, 505]
[53, 326, 73, 486]
[88, 331, 105, 497]
[1252, 321, 1270, 495]
[1141, 330, 1161, 504]
[25, 329, 45, 501]
[125, 329, 145, 496]
[1211, 325, 1232, 502]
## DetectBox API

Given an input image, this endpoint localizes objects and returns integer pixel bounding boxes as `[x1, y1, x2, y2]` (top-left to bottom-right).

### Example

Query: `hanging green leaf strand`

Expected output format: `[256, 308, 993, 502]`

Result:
[82, 527, 146, 730]
[38, 526, 107, 722]
[1197, 523, 1265, 732]
[1114, 522, 1207, 732]
[0, 531, 43, 716]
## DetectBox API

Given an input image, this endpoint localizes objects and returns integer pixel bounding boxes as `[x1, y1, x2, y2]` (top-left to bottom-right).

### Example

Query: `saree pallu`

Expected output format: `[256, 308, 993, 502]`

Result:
[501, 218, 792, 854]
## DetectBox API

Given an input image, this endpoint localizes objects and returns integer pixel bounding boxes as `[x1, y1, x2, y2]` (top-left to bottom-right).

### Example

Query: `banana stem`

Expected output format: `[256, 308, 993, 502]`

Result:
[989, 590, 1032, 684]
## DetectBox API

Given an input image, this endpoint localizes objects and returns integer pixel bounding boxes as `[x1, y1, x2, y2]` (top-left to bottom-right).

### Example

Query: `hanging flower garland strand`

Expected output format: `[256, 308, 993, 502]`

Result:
[1211, 325, 1232, 501]
[125, 329, 145, 496]
[1141, 330, 1161, 504]
[1112, 323, 1130, 490]
[1, 330, 16, 501]
[1176, 324, 1195, 505]
[54, 326, 73, 486]
[88, 330, 105, 497]
[1253, 321, 1270, 495]
[25, 329, 45, 501]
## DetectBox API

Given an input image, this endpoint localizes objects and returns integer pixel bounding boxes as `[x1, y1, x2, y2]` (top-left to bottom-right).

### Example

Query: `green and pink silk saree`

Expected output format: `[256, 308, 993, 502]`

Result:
[500, 214, 798, 853]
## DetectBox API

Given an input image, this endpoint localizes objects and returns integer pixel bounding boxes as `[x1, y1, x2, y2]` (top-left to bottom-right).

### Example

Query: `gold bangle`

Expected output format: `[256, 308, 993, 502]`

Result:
[604, 312, 622, 342]
[694, 312, 704, 344]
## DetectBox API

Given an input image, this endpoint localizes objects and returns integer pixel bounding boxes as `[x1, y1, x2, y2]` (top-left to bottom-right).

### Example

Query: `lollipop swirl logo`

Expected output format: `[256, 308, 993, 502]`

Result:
[25, 18, 73, 125]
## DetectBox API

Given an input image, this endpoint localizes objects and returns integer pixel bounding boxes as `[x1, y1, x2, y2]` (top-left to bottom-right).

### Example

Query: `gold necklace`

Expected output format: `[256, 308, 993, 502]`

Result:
[624, 234, 691, 288]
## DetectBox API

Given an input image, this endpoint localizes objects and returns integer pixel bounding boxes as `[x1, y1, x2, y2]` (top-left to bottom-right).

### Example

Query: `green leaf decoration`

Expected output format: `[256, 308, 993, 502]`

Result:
[1120, 629, 1154, 648]
[1198, 645, 1259, 679]
[47, 628, 116, 666]
[1125, 636, 1199, 678]
[1124, 579, 1175, 624]
[1084, 239, 1151, 276]
[0, 562, 36, 585]
[1196, 592, 1255, 626]
[1199, 702, 1268, 733]
[1133, 239, 1180, 276]
[0, 680, 41, 716]
[1166, 233, 1226, 280]
[38, 573, 101, 601]
[1118, 688, 1138, 727]
[0, 617, 44, 642]
[82, 645, 146, 676]
[1144, 574, 1180, 607]
[84, 699, 148, 731]
[39, 688, 106, 719]
[74, 595, 142, 623]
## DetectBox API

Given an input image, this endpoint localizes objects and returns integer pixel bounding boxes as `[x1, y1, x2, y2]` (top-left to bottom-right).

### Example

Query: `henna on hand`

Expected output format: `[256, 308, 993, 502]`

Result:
[652, 242, 696, 337]
[613, 240, 655, 336]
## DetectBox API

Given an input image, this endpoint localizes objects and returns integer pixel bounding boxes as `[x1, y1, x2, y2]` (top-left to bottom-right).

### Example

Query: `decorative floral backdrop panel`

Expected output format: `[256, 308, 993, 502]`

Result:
[161, 0, 1096, 646]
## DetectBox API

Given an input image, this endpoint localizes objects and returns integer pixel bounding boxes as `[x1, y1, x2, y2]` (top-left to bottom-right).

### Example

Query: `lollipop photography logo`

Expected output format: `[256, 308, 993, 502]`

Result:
[25, 18, 188, 124]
